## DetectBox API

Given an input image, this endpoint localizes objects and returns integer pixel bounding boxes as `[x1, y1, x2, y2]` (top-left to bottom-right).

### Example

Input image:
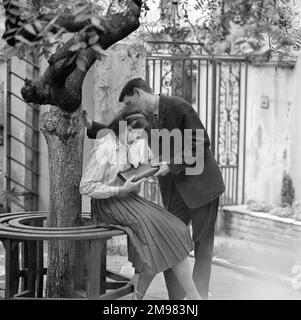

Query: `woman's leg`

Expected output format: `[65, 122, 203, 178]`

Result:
[171, 257, 202, 300]
[132, 272, 156, 300]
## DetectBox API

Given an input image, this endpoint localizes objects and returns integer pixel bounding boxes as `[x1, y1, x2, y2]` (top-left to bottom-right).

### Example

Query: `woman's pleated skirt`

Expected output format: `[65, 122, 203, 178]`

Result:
[91, 193, 193, 274]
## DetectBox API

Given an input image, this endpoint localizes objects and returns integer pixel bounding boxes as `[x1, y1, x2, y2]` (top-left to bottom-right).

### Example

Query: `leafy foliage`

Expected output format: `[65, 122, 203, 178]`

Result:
[144, 0, 301, 58]
[1, 0, 147, 61]
[191, 0, 301, 58]
[281, 172, 295, 207]
[2, 0, 301, 60]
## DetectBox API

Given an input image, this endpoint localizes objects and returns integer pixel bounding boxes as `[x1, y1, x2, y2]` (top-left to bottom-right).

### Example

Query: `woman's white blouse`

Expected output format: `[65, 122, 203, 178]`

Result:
[80, 133, 152, 199]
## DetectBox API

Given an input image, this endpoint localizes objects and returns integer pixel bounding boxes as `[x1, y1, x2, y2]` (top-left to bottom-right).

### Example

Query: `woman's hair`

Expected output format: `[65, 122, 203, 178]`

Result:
[108, 105, 151, 137]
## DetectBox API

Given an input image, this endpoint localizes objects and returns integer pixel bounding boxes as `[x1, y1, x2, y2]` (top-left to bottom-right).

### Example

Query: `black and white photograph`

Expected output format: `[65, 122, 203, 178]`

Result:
[0, 0, 301, 308]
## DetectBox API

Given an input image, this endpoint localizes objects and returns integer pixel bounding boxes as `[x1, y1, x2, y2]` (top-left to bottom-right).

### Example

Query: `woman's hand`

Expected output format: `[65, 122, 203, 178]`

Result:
[81, 109, 92, 130]
[118, 176, 145, 196]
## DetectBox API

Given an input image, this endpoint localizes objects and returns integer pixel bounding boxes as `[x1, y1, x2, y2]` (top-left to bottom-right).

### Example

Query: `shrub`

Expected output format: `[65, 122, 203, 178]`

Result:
[281, 172, 295, 207]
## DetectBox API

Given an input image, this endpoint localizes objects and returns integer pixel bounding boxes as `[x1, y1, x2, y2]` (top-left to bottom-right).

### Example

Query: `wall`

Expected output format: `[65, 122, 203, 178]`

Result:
[0, 10, 35, 212]
[0, 62, 5, 206]
[244, 62, 297, 206]
[2, 57, 30, 212]
[222, 205, 301, 251]
[0, 8, 7, 210]
[289, 57, 301, 208]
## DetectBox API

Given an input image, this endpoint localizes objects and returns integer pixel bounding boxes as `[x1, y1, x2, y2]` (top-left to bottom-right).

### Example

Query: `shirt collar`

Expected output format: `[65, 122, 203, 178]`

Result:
[110, 133, 123, 151]
[95, 132, 122, 151]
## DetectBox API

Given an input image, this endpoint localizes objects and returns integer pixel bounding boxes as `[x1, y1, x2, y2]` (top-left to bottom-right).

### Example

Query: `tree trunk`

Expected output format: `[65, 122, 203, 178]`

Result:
[40, 106, 84, 298]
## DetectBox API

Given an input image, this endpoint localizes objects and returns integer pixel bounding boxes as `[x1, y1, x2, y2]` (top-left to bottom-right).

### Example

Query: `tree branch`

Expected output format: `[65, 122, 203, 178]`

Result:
[8, 0, 142, 112]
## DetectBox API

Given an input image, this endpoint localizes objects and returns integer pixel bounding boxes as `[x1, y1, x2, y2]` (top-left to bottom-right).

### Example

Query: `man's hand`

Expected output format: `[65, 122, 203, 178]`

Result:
[152, 161, 171, 177]
[81, 109, 92, 130]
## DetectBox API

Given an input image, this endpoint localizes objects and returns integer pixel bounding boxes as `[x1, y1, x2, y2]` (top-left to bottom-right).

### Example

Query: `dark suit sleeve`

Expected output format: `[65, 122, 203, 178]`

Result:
[87, 121, 107, 139]
[168, 98, 211, 175]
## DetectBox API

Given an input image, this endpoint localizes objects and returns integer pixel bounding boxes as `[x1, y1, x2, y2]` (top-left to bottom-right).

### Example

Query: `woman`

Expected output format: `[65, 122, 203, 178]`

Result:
[80, 106, 201, 300]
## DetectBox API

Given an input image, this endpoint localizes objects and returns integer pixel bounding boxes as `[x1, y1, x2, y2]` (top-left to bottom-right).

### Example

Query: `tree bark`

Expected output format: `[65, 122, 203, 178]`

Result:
[40, 106, 84, 297]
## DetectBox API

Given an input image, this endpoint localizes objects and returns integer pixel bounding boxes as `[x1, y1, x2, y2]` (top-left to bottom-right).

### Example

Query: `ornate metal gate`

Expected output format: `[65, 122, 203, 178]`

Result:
[144, 41, 248, 206]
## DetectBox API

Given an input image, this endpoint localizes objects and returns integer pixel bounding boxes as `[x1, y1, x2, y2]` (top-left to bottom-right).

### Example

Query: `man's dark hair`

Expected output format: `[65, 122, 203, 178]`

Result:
[119, 78, 153, 102]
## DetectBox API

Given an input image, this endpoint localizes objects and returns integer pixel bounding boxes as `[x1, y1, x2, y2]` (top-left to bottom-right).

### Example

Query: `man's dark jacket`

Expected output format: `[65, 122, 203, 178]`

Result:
[87, 94, 225, 209]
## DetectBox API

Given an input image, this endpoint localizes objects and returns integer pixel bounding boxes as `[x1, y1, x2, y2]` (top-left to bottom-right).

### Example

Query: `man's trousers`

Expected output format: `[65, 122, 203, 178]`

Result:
[163, 182, 219, 300]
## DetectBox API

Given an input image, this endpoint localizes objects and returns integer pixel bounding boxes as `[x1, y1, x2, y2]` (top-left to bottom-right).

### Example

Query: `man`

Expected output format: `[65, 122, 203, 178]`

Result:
[85, 78, 225, 300]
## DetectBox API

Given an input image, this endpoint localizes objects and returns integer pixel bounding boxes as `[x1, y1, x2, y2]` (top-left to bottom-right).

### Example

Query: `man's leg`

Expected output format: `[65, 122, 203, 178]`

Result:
[163, 183, 191, 300]
[191, 198, 219, 299]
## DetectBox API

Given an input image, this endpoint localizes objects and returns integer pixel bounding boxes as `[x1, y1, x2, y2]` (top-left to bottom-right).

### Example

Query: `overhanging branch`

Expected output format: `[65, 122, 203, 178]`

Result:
[3, 0, 142, 112]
